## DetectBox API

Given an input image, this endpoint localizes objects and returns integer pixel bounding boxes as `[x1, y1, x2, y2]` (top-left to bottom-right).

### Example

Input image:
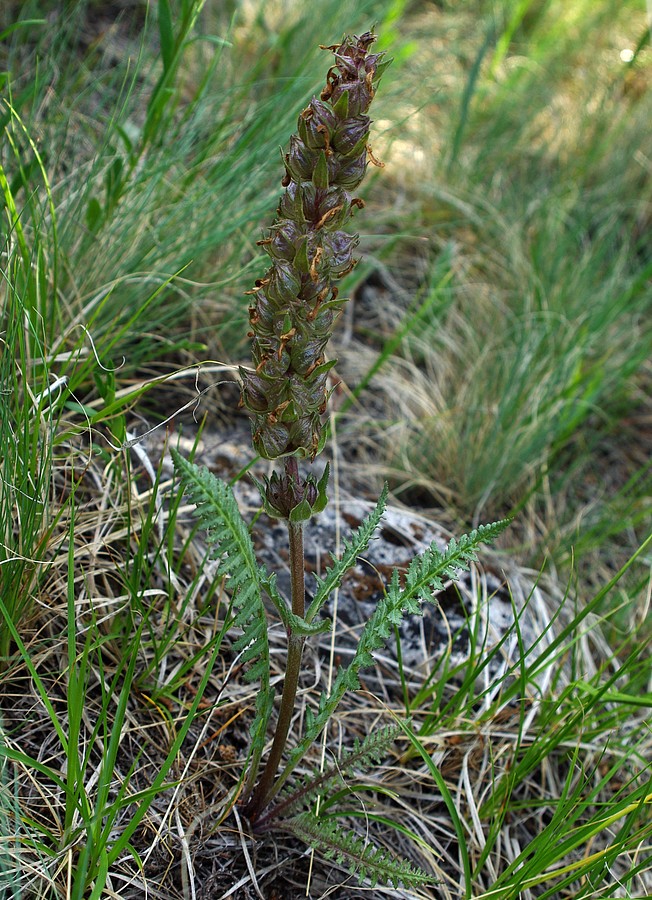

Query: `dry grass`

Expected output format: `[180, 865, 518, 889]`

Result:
[1, 416, 650, 898]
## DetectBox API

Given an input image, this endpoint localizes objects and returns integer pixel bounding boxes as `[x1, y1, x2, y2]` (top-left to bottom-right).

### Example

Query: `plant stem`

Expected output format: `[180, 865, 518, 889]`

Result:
[243, 456, 306, 822]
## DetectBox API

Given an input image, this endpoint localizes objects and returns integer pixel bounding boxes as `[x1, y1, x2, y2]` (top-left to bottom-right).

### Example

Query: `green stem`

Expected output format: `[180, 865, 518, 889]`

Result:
[243, 457, 306, 823]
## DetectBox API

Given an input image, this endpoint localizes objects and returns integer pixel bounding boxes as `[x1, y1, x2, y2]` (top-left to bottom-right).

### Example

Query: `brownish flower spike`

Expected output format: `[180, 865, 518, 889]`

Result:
[239, 32, 389, 460]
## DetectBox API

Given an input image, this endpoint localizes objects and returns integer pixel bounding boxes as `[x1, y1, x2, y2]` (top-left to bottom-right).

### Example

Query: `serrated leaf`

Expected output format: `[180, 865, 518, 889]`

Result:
[282, 813, 432, 888]
[286, 611, 332, 637]
[306, 484, 389, 622]
[276, 518, 511, 796]
[171, 448, 272, 783]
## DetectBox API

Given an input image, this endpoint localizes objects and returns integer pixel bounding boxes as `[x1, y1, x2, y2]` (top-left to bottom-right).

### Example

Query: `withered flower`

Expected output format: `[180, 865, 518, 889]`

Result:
[240, 31, 389, 460]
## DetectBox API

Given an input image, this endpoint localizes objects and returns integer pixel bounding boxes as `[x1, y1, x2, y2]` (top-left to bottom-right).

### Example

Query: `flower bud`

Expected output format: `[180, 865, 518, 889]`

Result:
[278, 181, 306, 223]
[298, 99, 337, 150]
[328, 80, 371, 117]
[328, 151, 367, 190]
[332, 115, 370, 157]
[266, 220, 303, 261]
[321, 230, 358, 275]
[266, 260, 301, 307]
[313, 186, 352, 229]
[285, 135, 318, 183]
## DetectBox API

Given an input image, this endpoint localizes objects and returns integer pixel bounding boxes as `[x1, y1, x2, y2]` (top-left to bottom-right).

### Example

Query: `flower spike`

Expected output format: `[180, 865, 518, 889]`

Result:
[240, 32, 389, 460]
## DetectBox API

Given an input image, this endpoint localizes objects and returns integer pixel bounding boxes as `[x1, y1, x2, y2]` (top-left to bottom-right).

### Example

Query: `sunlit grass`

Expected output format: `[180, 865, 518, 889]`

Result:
[347, 0, 651, 587]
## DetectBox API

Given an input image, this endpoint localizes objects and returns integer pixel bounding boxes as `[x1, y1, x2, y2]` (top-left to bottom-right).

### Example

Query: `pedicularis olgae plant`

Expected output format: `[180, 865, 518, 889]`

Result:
[172, 31, 508, 887]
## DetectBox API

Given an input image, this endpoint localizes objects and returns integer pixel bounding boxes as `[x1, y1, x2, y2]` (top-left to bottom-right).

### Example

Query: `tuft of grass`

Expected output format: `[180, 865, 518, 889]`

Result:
[1, 0, 399, 376]
[338, 0, 651, 591]
[392, 535, 652, 898]
[0, 431, 236, 898]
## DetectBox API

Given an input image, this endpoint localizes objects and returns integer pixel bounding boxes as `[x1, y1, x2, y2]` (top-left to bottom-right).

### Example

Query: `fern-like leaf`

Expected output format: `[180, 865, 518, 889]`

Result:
[259, 723, 403, 825]
[305, 484, 389, 623]
[275, 519, 510, 795]
[171, 448, 273, 783]
[282, 812, 432, 887]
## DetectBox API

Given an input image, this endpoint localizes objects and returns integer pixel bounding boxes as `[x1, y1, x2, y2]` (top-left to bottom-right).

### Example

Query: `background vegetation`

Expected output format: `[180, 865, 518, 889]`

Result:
[1, 0, 650, 897]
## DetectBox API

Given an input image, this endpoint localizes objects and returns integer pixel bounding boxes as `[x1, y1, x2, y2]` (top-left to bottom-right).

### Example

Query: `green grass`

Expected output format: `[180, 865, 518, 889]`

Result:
[0, 0, 650, 896]
[348, 0, 651, 584]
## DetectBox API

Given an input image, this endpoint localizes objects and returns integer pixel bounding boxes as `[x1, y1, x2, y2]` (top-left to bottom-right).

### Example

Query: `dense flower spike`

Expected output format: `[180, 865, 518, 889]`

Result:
[240, 32, 388, 460]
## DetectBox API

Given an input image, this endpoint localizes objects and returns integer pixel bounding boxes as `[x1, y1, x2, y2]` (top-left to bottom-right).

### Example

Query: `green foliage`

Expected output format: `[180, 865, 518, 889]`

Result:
[0, 722, 19, 895]
[282, 811, 432, 887]
[397, 535, 652, 900]
[263, 723, 405, 822]
[306, 483, 389, 621]
[2, 0, 650, 894]
[0, 484, 229, 899]
[171, 440, 507, 886]
[275, 519, 510, 800]
[1, 0, 396, 377]
[0, 184, 59, 658]
[364, 0, 652, 589]
[170, 448, 273, 787]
